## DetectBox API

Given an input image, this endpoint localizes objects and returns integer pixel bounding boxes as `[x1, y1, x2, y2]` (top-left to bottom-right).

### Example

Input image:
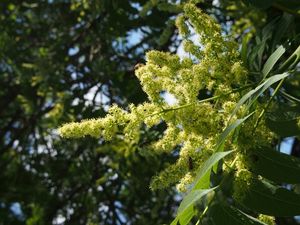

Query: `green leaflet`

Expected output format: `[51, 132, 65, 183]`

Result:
[242, 0, 274, 9]
[170, 205, 194, 225]
[266, 104, 300, 137]
[171, 188, 216, 225]
[178, 188, 216, 214]
[278, 45, 300, 72]
[247, 17, 278, 70]
[280, 90, 300, 104]
[216, 113, 254, 152]
[206, 201, 266, 225]
[230, 73, 289, 119]
[241, 35, 251, 64]
[246, 146, 300, 184]
[271, 13, 293, 51]
[236, 176, 300, 216]
[262, 45, 285, 78]
[266, 117, 300, 137]
[248, 39, 266, 71]
[193, 151, 234, 190]
[275, 0, 300, 13]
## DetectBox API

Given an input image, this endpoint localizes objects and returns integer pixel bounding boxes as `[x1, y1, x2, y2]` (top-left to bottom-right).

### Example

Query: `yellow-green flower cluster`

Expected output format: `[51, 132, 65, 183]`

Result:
[59, 105, 126, 140]
[176, 15, 189, 37]
[237, 109, 275, 151]
[152, 124, 182, 154]
[176, 172, 193, 192]
[59, 103, 162, 142]
[59, 3, 264, 192]
[232, 169, 253, 202]
[258, 214, 275, 225]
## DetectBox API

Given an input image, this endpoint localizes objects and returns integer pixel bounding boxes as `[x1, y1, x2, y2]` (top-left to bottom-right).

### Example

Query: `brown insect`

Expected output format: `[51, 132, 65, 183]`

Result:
[134, 63, 144, 70]
[188, 156, 193, 171]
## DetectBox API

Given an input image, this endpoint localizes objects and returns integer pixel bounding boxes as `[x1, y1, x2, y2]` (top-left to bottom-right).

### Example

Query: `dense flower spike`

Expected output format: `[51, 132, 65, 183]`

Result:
[258, 214, 275, 225]
[175, 15, 190, 37]
[59, 3, 272, 192]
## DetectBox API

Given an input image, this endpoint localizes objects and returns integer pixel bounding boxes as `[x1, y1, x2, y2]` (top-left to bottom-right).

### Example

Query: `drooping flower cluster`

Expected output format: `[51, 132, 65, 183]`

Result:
[258, 214, 275, 225]
[59, 3, 271, 192]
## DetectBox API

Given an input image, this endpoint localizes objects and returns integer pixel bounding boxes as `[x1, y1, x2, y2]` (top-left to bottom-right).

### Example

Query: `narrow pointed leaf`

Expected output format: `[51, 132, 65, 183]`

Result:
[216, 113, 254, 151]
[246, 146, 300, 184]
[280, 90, 300, 104]
[173, 188, 216, 225]
[266, 117, 300, 137]
[178, 205, 194, 225]
[230, 73, 289, 119]
[266, 104, 300, 137]
[236, 177, 300, 216]
[193, 151, 233, 190]
[248, 40, 266, 71]
[178, 188, 216, 214]
[207, 201, 266, 225]
[262, 45, 285, 78]
[170, 218, 178, 225]
[171, 205, 194, 225]
[278, 45, 300, 72]
[241, 35, 251, 64]
[271, 13, 293, 51]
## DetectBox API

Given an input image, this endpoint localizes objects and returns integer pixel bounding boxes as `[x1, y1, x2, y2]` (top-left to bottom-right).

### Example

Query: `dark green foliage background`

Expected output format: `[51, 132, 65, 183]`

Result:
[0, 1, 179, 224]
[0, 0, 300, 225]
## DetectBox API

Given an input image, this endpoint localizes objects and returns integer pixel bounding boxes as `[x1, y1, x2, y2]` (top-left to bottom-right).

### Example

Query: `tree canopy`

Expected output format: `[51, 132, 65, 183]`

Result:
[1, 1, 300, 225]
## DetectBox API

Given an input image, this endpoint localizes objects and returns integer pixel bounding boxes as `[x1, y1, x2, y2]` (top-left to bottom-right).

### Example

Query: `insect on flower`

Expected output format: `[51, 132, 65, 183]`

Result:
[134, 63, 144, 70]
[188, 156, 193, 171]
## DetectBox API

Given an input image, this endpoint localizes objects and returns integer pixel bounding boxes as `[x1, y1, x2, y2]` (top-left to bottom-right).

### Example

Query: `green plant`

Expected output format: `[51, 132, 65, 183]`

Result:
[59, 1, 300, 224]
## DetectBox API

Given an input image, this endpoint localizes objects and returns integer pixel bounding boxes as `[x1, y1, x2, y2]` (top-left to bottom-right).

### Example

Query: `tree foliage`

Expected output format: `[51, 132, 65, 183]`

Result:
[60, 1, 300, 225]
[1, 0, 300, 225]
[0, 1, 181, 224]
